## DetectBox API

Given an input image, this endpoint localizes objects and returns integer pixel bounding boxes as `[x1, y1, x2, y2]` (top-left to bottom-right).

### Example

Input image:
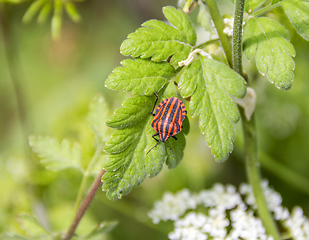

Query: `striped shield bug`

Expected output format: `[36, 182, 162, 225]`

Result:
[147, 93, 187, 156]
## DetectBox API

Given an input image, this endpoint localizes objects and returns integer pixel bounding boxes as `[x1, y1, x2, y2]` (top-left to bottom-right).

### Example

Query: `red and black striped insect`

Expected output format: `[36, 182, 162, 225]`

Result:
[147, 93, 187, 155]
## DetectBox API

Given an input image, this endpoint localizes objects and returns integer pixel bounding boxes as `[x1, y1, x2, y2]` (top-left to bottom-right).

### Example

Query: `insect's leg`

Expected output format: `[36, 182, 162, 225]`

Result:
[166, 141, 175, 157]
[152, 133, 160, 142]
[151, 93, 159, 116]
[172, 136, 177, 140]
[147, 139, 161, 155]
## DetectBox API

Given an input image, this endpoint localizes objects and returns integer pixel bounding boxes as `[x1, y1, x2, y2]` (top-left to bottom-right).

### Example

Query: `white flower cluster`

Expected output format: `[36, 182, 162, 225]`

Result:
[223, 18, 234, 36]
[148, 189, 197, 224]
[148, 181, 309, 240]
[284, 207, 309, 240]
[223, 14, 248, 37]
[240, 180, 289, 221]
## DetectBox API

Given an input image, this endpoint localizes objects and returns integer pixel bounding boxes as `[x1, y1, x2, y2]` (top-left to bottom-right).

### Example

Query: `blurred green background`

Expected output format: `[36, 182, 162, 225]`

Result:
[0, 0, 309, 239]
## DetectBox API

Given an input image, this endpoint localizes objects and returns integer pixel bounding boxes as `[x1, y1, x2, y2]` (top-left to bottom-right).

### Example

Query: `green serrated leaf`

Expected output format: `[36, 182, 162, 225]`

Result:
[15, 214, 50, 238]
[281, 0, 309, 40]
[105, 58, 175, 96]
[37, 1, 51, 24]
[178, 56, 246, 162]
[65, 2, 81, 22]
[197, 1, 215, 33]
[243, 17, 295, 90]
[120, 6, 196, 66]
[85, 221, 117, 240]
[29, 136, 83, 172]
[103, 83, 186, 200]
[87, 94, 109, 142]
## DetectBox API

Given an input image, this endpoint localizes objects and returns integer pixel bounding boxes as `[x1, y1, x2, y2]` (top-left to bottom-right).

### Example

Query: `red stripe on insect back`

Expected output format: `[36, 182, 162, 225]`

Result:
[162, 98, 177, 140]
[150, 96, 187, 141]
[147, 93, 187, 156]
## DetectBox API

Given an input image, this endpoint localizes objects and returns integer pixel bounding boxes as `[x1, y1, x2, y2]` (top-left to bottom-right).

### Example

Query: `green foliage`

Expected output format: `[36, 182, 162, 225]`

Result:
[243, 17, 295, 90]
[120, 6, 196, 66]
[102, 5, 249, 199]
[21, 0, 82, 39]
[84, 221, 118, 240]
[197, 1, 214, 33]
[14, 214, 51, 239]
[37, 1, 51, 24]
[64, 2, 81, 23]
[87, 94, 110, 143]
[281, 0, 309, 40]
[178, 56, 246, 161]
[4, 214, 117, 240]
[231, 0, 267, 12]
[245, 0, 267, 12]
[29, 136, 83, 172]
[105, 58, 176, 96]
[22, 0, 45, 23]
[103, 82, 187, 200]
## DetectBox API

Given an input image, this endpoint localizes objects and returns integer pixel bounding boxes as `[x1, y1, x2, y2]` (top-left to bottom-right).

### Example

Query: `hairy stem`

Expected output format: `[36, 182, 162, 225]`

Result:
[63, 168, 106, 240]
[232, 0, 244, 74]
[252, 2, 282, 17]
[232, 0, 280, 239]
[73, 143, 104, 215]
[202, 0, 233, 67]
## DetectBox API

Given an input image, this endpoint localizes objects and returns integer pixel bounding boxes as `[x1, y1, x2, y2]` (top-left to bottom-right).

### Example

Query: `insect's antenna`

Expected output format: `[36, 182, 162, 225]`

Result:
[167, 141, 175, 157]
[147, 140, 160, 155]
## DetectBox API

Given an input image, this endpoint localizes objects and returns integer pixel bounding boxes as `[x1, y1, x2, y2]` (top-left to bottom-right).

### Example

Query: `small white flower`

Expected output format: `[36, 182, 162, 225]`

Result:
[198, 183, 242, 211]
[284, 206, 309, 239]
[228, 206, 268, 240]
[170, 212, 208, 240]
[274, 206, 290, 221]
[223, 18, 234, 36]
[149, 181, 309, 240]
[148, 189, 197, 224]
[202, 208, 229, 238]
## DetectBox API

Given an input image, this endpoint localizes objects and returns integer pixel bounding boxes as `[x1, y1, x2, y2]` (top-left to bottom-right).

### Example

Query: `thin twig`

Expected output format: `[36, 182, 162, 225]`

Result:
[62, 168, 106, 240]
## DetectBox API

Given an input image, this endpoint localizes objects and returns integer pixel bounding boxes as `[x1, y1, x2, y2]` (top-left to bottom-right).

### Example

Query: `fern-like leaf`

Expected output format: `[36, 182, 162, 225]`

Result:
[29, 136, 83, 172]
[102, 82, 186, 200]
[243, 17, 295, 90]
[105, 58, 175, 96]
[120, 6, 196, 66]
[178, 56, 246, 162]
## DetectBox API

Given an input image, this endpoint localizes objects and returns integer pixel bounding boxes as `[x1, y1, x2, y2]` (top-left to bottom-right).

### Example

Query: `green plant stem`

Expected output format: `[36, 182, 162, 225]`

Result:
[73, 143, 104, 215]
[183, 0, 197, 14]
[63, 168, 106, 240]
[240, 111, 280, 240]
[259, 151, 309, 197]
[252, 2, 282, 17]
[202, 0, 233, 67]
[232, 0, 244, 74]
[232, 0, 280, 239]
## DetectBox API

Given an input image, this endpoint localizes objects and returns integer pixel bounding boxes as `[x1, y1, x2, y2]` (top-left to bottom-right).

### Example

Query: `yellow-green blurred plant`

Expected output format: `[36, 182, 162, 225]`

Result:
[14, 0, 82, 39]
